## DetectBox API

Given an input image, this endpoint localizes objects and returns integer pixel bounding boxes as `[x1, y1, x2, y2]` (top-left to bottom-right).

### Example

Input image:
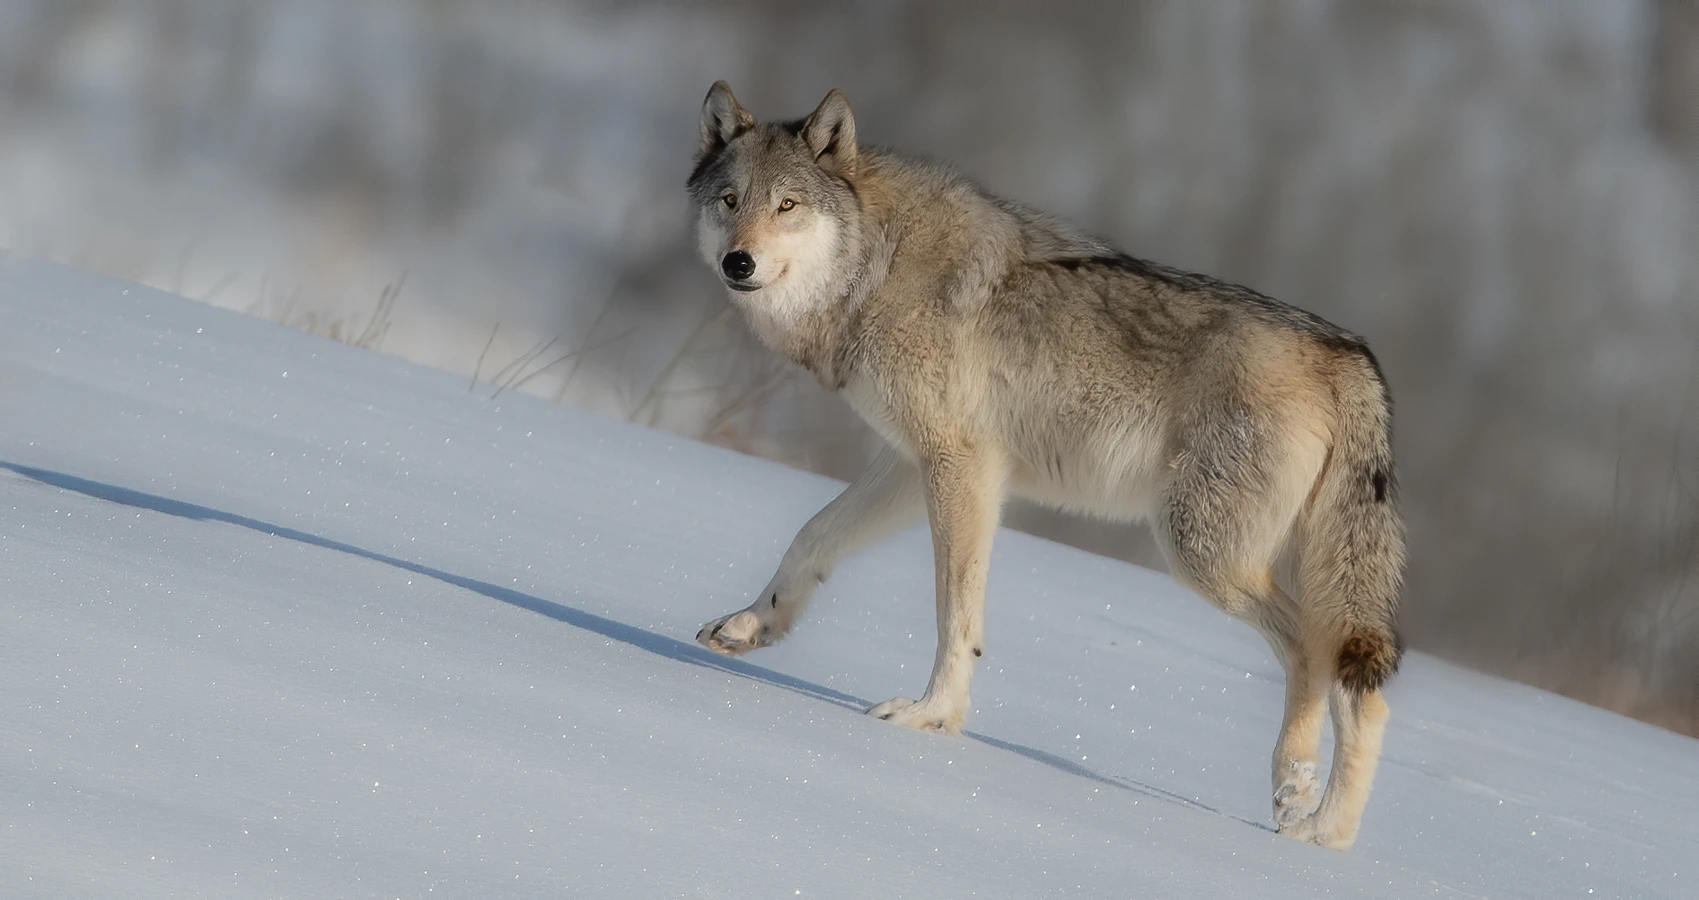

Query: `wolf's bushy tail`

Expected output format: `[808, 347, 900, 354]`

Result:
[1301, 346, 1406, 694]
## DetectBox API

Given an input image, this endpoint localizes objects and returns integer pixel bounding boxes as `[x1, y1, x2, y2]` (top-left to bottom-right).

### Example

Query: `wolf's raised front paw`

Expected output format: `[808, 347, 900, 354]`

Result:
[695, 610, 770, 656]
[866, 696, 962, 735]
[1273, 759, 1321, 829]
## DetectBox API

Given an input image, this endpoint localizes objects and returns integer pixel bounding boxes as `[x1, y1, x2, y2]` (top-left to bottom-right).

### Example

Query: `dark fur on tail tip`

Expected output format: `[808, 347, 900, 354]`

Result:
[1337, 631, 1403, 694]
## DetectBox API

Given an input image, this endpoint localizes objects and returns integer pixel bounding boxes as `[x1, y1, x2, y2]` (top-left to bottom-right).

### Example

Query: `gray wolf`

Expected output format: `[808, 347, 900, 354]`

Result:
[687, 82, 1404, 850]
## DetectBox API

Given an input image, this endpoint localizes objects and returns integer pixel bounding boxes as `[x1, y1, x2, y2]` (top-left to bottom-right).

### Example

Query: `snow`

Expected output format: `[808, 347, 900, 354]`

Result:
[1, 254, 1694, 899]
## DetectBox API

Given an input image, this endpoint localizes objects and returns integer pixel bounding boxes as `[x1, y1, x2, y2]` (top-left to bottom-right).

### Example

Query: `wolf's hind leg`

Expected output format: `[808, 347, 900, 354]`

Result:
[1168, 565, 1327, 830]
[1237, 583, 1333, 828]
[699, 446, 923, 656]
[1279, 684, 1389, 849]
[1269, 615, 1333, 829]
[1155, 425, 1331, 835]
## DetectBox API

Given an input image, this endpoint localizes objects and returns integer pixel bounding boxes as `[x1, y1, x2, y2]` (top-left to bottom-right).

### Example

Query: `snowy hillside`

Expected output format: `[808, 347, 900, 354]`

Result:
[2, 255, 1694, 899]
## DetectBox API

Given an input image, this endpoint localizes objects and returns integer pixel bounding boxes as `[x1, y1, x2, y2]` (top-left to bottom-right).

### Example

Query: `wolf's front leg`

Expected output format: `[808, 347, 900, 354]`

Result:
[698, 447, 922, 655]
[868, 445, 1006, 734]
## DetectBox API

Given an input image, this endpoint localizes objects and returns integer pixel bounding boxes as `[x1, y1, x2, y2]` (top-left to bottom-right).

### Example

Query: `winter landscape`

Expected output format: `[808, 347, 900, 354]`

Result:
[5, 2, 1697, 733]
[5, 3, 1699, 896]
[5, 257, 1695, 897]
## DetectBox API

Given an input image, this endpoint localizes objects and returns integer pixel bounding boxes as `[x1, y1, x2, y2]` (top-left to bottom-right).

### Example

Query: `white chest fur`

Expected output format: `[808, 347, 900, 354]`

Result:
[839, 371, 909, 451]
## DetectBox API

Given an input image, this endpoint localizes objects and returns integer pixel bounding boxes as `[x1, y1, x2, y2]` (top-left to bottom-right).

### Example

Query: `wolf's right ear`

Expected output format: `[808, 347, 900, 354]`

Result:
[699, 81, 756, 162]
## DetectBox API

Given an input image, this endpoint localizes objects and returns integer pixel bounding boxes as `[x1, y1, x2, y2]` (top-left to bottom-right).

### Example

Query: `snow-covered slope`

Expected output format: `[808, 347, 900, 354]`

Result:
[1, 255, 1693, 899]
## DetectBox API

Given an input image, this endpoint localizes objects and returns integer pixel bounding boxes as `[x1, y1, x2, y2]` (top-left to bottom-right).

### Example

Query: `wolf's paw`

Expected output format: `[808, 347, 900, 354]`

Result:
[696, 610, 772, 656]
[1277, 812, 1355, 851]
[1272, 760, 1321, 829]
[866, 696, 962, 735]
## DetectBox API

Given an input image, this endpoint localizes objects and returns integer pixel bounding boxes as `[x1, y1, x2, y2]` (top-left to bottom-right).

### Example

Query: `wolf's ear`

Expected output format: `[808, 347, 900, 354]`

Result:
[802, 89, 857, 175]
[699, 81, 755, 162]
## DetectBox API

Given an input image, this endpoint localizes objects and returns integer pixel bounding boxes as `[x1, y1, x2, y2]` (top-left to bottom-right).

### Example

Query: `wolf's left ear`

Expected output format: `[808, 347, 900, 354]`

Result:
[802, 89, 858, 175]
[699, 81, 756, 162]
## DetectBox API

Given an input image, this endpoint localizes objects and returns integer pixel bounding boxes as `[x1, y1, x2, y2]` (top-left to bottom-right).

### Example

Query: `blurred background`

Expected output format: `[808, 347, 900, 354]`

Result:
[3, 0, 1695, 734]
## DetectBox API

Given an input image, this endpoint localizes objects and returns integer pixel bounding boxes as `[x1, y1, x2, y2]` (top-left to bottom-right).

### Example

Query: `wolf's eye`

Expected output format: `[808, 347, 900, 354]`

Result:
[778, 198, 797, 212]
[722, 193, 738, 210]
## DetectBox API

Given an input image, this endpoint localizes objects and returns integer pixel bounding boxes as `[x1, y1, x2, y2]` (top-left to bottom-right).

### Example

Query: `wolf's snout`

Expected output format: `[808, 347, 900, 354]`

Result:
[721, 251, 756, 282]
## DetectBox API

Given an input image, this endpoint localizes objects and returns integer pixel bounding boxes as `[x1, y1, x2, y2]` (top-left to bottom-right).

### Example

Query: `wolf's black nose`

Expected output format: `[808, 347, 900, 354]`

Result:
[721, 251, 756, 281]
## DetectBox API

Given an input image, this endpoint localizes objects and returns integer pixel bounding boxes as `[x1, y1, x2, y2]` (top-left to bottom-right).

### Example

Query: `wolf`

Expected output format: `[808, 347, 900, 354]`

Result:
[687, 82, 1405, 850]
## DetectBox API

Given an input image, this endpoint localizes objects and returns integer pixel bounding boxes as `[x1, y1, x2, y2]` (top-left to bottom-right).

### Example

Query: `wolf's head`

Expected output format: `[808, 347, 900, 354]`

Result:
[687, 82, 862, 320]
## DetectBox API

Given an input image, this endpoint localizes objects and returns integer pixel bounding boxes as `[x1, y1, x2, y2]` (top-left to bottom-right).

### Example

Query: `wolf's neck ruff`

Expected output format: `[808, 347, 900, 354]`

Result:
[733, 222, 888, 389]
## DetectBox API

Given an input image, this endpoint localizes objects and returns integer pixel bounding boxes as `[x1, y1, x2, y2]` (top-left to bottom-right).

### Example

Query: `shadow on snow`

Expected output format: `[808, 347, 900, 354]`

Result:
[2, 460, 1269, 833]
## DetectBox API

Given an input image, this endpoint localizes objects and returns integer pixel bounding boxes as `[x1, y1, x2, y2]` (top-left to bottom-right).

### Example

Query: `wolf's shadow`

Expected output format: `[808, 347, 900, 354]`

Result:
[3, 460, 1270, 832]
